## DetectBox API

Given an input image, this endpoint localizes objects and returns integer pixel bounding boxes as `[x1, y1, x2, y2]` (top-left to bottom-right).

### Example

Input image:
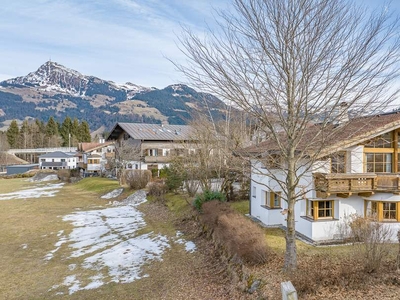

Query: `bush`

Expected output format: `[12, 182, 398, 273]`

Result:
[200, 200, 269, 265]
[348, 215, 393, 273]
[124, 170, 151, 190]
[148, 181, 168, 202]
[290, 253, 367, 296]
[164, 166, 184, 192]
[193, 190, 226, 211]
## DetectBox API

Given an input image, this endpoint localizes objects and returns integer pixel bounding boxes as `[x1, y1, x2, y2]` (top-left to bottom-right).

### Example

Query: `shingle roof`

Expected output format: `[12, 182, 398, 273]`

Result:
[38, 151, 76, 159]
[244, 112, 400, 158]
[107, 123, 193, 141]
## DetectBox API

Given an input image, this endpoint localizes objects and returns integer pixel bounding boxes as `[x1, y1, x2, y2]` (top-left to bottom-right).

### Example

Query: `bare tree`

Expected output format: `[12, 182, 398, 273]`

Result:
[172, 115, 250, 198]
[113, 139, 142, 180]
[175, 0, 400, 271]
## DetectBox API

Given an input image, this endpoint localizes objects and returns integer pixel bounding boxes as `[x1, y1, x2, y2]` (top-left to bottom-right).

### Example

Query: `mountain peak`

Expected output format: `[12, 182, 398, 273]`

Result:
[0, 61, 154, 97]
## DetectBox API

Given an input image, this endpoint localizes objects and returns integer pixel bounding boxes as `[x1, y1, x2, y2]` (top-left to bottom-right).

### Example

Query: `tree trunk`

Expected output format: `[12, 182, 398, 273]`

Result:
[284, 198, 297, 272]
[284, 154, 297, 272]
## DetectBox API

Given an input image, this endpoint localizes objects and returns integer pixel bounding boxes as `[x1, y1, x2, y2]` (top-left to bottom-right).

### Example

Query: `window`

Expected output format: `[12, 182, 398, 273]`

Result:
[61, 159, 65, 162]
[365, 153, 392, 172]
[267, 192, 281, 208]
[148, 149, 158, 156]
[365, 200, 378, 219]
[365, 132, 393, 148]
[365, 200, 399, 221]
[383, 202, 397, 221]
[252, 186, 256, 198]
[331, 152, 346, 173]
[306, 200, 334, 220]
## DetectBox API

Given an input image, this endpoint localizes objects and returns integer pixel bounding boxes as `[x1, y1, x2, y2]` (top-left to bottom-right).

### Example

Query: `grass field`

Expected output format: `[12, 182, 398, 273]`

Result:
[0, 177, 240, 300]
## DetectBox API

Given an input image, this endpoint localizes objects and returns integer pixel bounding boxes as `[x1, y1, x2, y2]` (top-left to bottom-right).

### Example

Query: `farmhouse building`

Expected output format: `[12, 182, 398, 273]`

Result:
[106, 122, 194, 171]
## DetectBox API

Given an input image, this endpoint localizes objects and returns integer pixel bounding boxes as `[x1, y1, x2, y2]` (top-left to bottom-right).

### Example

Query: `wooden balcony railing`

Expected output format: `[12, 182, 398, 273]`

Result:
[144, 156, 171, 163]
[314, 172, 400, 194]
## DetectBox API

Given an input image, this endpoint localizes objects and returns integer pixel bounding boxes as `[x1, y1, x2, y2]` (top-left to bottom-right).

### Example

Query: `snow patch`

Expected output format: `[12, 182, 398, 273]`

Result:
[100, 188, 123, 199]
[28, 173, 59, 182]
[0, 183, 64, 200]
[46, 189, 196, 295]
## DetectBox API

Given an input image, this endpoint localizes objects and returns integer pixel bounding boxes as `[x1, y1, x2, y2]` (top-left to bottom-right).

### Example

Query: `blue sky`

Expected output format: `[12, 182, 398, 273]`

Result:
[0, 0, 399, 89]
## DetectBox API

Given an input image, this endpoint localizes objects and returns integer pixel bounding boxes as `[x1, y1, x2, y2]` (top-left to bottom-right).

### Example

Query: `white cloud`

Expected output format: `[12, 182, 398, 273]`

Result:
[0, 0, 225, 87]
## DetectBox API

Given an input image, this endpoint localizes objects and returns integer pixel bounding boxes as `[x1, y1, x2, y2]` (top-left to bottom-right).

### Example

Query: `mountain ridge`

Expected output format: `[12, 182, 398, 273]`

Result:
[0, 61, 229, 130]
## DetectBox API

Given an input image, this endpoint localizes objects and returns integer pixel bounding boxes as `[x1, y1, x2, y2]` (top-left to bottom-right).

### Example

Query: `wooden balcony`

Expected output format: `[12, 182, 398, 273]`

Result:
[78, 162, 87, 169]
[314, 172, 400, 196]
[144, 156, 171, 163]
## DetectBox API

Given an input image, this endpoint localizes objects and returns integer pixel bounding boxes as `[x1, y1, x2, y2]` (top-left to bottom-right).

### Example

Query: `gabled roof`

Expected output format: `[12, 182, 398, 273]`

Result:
[38, 151, 76, 159]
[78, 142, 114, 152]
[244, 112, 400, 158]
[107, 122, 193, 141]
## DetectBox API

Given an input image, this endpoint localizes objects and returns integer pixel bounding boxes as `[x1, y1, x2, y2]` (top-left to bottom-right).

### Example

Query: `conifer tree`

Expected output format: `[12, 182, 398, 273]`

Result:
[60, 116, 73, 147]
[78, 121, 91, 142]
[45, 117, 60, 147]
[6, 120, 19, 148]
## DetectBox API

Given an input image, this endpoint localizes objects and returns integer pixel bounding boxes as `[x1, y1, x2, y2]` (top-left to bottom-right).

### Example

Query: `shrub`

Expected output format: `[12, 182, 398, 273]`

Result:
[290, 253, 367, 296]
[164, 166, 184, 192]
[193, 190, 226, 211]
[348, 215, 393, 273]
[200, 200, 269, 265]
[124, 170, 151, 190]
[148, 181, 168, 202]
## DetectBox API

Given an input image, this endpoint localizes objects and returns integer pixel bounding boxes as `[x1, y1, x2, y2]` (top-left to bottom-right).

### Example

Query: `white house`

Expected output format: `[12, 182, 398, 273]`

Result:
[248, 112, 400, 243]
[39, 151, 77, 170]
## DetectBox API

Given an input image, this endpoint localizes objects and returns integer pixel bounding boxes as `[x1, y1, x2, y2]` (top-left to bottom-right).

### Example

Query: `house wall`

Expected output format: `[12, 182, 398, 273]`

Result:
[348, 145, 364, 173]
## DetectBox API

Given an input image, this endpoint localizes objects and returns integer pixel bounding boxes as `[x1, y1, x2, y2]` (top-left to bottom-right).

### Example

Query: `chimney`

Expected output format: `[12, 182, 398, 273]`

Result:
[334, 102, 349, 125]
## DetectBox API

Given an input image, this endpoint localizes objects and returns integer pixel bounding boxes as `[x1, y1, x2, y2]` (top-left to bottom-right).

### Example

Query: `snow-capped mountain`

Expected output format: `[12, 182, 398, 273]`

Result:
[2, 61, 152, 98]
[0, 61, 231, 130]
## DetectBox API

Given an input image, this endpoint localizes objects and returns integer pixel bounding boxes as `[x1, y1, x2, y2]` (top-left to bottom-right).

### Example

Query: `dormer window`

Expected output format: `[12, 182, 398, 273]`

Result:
[365, 132, 393, 148]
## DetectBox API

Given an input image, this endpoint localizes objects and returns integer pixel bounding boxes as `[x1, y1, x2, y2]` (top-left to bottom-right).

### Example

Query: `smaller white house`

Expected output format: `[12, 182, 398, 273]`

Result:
[39, 151, 77, 170]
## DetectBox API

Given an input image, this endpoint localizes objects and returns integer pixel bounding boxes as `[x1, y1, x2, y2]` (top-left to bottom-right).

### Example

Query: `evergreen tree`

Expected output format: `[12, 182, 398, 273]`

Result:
[45, 117, 60, 147]
[71, 118, 79, 137]
[6, 120, 19, 148]
[46, 116, 58, 137]
[78, 121, 91, 142]
[60, 116, 73, 147]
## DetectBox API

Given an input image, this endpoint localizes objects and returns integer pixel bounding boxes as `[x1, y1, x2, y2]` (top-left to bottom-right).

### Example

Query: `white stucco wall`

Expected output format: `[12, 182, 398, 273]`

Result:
[348, 145, 364, 173]
[250, 147, 400, 242]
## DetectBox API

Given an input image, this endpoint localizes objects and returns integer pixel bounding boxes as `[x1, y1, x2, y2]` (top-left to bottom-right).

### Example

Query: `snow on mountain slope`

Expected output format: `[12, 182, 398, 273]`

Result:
[1, 61, 151, 98]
